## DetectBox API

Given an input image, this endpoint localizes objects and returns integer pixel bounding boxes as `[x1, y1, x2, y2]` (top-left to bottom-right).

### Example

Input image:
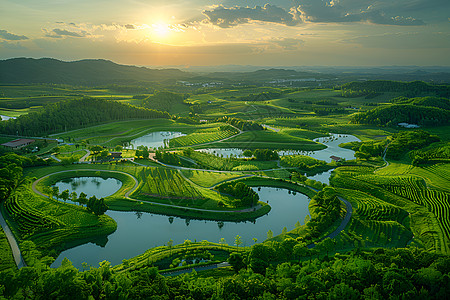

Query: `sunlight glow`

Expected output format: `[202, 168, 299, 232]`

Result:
[152, 23, 171, 38]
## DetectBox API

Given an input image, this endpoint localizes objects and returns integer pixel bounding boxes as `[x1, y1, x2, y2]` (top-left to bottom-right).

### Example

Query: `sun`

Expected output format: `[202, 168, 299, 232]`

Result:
[152, 23, 170, 38]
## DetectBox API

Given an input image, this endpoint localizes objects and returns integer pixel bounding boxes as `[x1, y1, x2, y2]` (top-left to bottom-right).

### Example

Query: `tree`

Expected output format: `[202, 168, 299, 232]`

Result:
[114, 145, 123, 152]
[282, 227, 287, 235]
[100, 150, 109, 160]
[52, 186, 59, 200]
[243, 150, 253, 157]
[78, 192, 88, 207]
[167, 239, 173, 255]
[267, 230, 273, 240]
[59, 189, 69, 203]
[70, 191, 77, 204]
[293, 242, 309, 262]
[228, 252, 246, 273]
[316, 237, 335, 257]
[219, 238, 226, 249]
[234, 235, 242, 251]
[253, 238, 258, 244]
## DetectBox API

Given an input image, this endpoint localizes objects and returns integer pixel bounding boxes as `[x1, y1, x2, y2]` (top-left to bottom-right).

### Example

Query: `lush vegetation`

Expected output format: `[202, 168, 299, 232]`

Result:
[216, 182, 259, 207]
[0, 98, 170, 136]
[1, 246, 448, 299]
[1, 77, 450, 298]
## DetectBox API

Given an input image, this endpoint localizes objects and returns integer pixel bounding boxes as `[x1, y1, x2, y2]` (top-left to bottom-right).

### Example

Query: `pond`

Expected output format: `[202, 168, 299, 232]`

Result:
[124, 131, 185, 149]
[0, 115, 16, 121]
[197, 133, 360, 162]
[51, 186, 310, 269]
[53, 177, 123, 200]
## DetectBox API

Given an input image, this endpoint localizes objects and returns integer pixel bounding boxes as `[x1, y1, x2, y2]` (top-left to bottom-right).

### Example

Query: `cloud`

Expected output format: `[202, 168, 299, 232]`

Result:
[296, 0, 426, 26]
[0, 29, 29, 41]
[202, 4, 302, 28]
[46, 28, 89, 38]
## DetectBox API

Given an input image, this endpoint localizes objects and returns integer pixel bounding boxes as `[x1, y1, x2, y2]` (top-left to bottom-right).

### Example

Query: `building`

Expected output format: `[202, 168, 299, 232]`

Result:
[109, 152, 122, 159]
[330, 155, 343, 162]
[1, 139, 35, 149]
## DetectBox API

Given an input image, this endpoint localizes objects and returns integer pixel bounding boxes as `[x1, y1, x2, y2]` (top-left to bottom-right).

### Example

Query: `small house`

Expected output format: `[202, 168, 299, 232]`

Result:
[1, 139, 35, 149]
[330, 155, 343, 162]
[109, 152, 122, 159]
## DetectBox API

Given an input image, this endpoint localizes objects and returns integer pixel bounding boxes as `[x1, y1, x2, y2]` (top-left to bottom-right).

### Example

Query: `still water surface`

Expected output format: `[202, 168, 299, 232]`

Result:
[125, 131, 185, 149]
[52, 183, 310, 268]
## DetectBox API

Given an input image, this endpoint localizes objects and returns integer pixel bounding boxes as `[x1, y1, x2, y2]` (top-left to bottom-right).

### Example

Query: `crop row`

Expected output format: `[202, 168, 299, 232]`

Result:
[169, 128, 238, 147]
[424, 164, 450, 181]
[139, 168, 203, 199]
[336, 188, 407, 222]
[350, 173, 450, 242]
[5, 190, 62, 237]
[347, 219, 412, 247]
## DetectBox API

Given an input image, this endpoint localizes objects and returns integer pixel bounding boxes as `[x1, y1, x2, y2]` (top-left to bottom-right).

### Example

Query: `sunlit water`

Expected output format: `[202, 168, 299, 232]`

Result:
[124, 131, 185, 149]
[197, 134, 359, 162]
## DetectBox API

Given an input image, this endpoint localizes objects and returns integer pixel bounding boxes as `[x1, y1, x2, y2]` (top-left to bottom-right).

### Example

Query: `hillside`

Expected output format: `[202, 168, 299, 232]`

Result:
[0, 58, 192, 86]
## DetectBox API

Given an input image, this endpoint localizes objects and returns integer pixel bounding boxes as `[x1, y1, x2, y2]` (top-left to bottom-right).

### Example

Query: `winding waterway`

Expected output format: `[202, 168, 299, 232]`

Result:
[50, 132, 359, 269]
[52, 186, 310, 268]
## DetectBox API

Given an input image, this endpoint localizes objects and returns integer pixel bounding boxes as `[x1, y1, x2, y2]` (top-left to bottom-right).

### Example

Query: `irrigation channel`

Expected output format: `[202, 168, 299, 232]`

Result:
[44, 132, 359, 269]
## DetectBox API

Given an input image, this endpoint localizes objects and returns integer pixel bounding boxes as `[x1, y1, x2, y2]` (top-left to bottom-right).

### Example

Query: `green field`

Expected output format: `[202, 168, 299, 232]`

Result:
[0, 227, 15, 271]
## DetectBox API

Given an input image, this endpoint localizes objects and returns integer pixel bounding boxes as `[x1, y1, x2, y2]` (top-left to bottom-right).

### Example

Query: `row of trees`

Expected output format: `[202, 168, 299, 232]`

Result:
[352, 104, 450, 127]
[47, 187, 108, 216]
[216, 182, 259, 207]
[1, 246, 448, 299]
[341, 80, 450, 98]
[214, 116, 263, 131]
[0, 97, 171, 136]
[243, 149, 279, 160]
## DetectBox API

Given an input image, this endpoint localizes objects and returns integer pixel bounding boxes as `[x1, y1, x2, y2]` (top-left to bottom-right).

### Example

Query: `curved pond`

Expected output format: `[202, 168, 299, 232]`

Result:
[125, 131, 185, 149]
[197, 134, 360, 162]
[52, 186, 310, 268]
[53, 177, 122, 200]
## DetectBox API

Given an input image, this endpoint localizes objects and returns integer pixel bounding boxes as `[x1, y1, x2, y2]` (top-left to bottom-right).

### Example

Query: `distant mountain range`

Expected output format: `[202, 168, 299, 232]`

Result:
[1, 58, 449, 86]
[0, 58, 192, 85]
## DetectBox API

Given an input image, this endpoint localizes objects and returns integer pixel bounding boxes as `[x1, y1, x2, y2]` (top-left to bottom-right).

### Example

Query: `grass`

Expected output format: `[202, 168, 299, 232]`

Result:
[204, 130, 326, 151]
[183, 150, 279, 171]
[331, 164, 450, 254]
[0, 226, 16, 271]
[180, 170, 246, 188]
[169, 126, 239, 148]
[2, 182, 117, 262]
[112, 241, 240, 273]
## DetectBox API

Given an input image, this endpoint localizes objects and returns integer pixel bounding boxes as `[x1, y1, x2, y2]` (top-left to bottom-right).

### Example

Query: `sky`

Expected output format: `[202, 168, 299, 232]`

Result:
[1, 0, 449, 67]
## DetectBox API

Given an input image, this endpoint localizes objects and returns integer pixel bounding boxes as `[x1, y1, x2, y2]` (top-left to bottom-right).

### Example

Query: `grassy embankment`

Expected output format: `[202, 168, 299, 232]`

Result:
[29, 163, 271, 222]
[1, 181, 117, 265]
[331, 162, 450, 254]
[54, 119, 234, 148]
[112, 241, 241, 273]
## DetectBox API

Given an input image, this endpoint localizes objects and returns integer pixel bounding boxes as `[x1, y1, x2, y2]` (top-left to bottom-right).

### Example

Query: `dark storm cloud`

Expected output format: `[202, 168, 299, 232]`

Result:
[203, 4, 302, 28]
[0, 29, 29, 40]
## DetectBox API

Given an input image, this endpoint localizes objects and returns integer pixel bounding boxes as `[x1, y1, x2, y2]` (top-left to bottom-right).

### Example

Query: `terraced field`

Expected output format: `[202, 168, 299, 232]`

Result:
[332, 166, 450, 253]
[169, 126, 239, 147]
[137, 168, 203, 199]
[3, 185, 116, 251]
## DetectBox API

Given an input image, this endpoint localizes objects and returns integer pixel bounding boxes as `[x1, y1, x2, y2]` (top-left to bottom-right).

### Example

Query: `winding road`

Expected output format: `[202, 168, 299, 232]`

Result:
[0, 210, 26, 269]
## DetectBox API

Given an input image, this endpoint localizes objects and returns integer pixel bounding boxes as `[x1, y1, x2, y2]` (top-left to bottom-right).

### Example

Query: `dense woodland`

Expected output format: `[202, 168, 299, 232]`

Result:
[0, 98, 170, 136]
[0, 247, 448, 299]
